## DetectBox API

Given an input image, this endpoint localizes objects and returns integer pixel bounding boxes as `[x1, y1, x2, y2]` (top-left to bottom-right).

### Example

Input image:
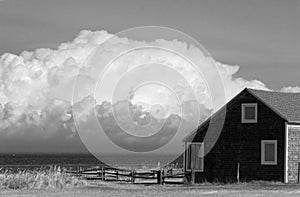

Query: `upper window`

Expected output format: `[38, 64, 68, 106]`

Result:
[261, 140, 277, 165]
[241, 103, 258, 123]
[186, 143, 204, 172]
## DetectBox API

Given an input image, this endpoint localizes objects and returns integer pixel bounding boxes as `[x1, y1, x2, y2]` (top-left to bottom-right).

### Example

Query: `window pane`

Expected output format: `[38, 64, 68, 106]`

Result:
[191, 145, 196, 169]
[186, 143, 204, 171]
[194, 144, 200, 169]
[196, 144, 204, 171]
[192, 144, 204, 171]
[265, 143, 275, 161]
[244, 106, 256, 120]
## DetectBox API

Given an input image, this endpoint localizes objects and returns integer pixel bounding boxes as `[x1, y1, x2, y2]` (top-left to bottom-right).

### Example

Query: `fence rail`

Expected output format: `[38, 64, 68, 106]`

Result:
[66, 166, 187, 184]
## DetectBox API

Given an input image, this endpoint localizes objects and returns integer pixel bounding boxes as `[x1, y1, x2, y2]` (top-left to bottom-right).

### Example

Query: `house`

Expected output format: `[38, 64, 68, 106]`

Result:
[182, 88, 300, 183]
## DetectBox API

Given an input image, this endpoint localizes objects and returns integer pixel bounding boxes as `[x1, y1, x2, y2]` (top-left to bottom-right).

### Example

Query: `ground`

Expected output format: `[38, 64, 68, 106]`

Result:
[2, 182, 300, 197]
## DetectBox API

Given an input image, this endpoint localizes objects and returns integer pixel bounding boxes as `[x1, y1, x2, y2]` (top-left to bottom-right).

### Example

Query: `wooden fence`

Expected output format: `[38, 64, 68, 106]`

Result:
[66, 166, 187, 184]
[0, 164, 188, 184]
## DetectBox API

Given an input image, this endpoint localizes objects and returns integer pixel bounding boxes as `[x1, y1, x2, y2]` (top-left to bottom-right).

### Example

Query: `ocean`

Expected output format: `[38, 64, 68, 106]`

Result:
[0, 153, 183, 170]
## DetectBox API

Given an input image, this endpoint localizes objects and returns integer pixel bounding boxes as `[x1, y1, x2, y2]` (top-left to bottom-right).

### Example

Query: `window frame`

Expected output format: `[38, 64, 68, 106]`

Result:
[241, 103, 258, 123]
[261, 140, 277, 165]
[186, 142, 204, 172]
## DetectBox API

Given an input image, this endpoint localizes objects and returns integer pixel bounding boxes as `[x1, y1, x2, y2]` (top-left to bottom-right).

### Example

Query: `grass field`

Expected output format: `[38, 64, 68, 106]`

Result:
[2, 181, 300, 197]
[0, 166, 87, 190]
[2, 168, 300, 196]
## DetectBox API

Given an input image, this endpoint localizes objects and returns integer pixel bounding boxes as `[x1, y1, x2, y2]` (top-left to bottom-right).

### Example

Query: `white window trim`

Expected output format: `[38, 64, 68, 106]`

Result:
[241, 103, 258, 123]
[186, 142, 204, 172]
[261, 140, 277, 165]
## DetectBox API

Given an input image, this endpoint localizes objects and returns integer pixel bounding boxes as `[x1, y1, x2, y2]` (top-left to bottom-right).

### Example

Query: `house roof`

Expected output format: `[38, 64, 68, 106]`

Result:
[247, 88, 300, 123]
[182, 88, 300, 142]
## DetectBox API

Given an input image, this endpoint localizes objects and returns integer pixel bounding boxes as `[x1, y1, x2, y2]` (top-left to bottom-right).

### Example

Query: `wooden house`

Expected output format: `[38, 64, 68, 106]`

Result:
[183, 88, 300, 183]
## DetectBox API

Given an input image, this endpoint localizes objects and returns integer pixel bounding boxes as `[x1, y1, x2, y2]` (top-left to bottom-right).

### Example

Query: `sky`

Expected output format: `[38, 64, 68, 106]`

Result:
[0, 0, 299, 90]
[0, 0, 299, 154]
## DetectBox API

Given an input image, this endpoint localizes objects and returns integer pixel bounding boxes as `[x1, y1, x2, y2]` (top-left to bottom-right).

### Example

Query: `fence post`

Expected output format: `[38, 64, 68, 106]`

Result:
[162, 170, 165, 185]
[131, 170, 135, 184]
[116, 169, 119, 181]
[237, 163, 240, 183]
[157, 170, 162, 184]
[101, 167, 105, 181]
[77, 165, 81, 174]
[98, 167, 101, 179]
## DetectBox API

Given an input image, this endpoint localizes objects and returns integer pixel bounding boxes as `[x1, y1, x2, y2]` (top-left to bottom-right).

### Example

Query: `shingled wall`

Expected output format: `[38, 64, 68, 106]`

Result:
[288, 125, 300, 183]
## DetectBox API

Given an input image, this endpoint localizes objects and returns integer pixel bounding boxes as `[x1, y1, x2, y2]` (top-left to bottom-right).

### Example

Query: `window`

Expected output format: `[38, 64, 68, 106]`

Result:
[242, 103, 258, 123]
[261, 140, 277, 165]
[186, 143, 204, 171]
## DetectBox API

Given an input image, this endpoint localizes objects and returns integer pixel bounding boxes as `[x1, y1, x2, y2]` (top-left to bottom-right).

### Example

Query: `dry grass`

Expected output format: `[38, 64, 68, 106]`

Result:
[0, 166, 87, 189]
[1, 167, 300, 196]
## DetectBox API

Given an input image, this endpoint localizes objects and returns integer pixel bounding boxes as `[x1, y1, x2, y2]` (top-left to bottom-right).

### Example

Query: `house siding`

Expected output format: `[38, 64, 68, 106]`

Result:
[287, 125, 300, 183]
[185, 90, 286, 182]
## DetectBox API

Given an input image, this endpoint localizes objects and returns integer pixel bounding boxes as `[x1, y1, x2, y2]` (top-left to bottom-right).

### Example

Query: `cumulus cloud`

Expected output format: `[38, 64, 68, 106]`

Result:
[70, 95, 211, 153]
[0, 29, 293, 152]
[214, 60, 269, 100]
[280, 86, 300, 93]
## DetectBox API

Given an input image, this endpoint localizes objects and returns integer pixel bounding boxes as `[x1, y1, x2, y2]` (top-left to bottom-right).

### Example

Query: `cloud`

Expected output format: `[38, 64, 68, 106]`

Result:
[71, 96, 211, 153]
[280, 86, 300, 93]
[0, 29, 293, 153]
